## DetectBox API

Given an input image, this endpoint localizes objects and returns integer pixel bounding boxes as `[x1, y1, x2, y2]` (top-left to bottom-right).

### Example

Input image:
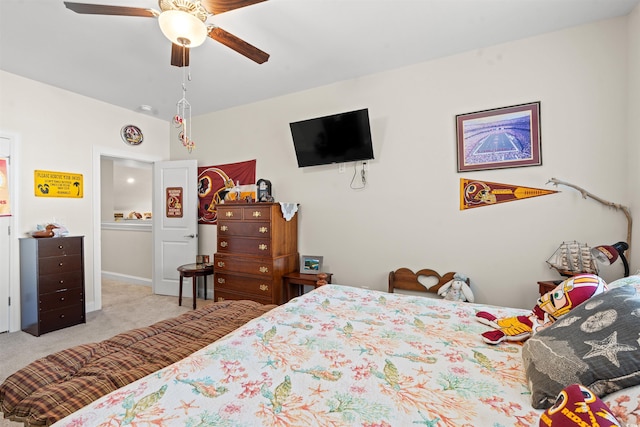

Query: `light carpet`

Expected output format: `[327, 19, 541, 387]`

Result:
[0, 278, 212, 427]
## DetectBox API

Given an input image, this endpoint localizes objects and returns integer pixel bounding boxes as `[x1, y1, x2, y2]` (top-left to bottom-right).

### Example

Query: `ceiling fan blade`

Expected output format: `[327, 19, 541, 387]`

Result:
[64, 2, 157, 18]
[208, 27, 269, 64]
[171, 43, 190, 67]
[200, 0, 267, 15]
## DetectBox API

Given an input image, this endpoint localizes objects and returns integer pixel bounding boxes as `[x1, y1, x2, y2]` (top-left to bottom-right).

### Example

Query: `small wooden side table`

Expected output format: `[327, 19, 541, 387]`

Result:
[177, 263, 214, 309]
[283, 272, 333, 302]
[537, 280, 563, 296]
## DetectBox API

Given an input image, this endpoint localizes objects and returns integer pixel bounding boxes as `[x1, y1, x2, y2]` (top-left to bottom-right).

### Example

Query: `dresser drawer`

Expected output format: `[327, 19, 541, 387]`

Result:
[39, 305, 85, 335]
[217, 205, 273, 221]
[37, 238, 83, 258]
[218, 221, 272, 238]
[39, 254, 82, 275]
[214, 254, 273, 276]
[217, 206, 244, 221]
[217, 236, 272, 256]
[214, 289, 273, 305]
[39, 271, 83, 293]
[39, 288, 84, 311]
[214, 273, 274, 299]
[241, 205, 272, 221]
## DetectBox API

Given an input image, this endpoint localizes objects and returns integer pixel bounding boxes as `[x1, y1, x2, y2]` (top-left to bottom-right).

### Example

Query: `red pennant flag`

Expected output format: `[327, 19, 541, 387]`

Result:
[460, 178, 557, 210]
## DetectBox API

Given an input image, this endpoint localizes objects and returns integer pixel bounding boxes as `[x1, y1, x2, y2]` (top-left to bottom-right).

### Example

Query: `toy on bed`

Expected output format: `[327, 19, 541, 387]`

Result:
[476, 273, 607, 345]
[437, 272, 474, 302]
[539, 384, 622, 427]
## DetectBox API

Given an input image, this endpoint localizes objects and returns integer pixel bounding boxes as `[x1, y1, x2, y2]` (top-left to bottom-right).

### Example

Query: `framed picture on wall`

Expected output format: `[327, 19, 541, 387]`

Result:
[456, 101, 541, 172]
[300, 255, 323, 274]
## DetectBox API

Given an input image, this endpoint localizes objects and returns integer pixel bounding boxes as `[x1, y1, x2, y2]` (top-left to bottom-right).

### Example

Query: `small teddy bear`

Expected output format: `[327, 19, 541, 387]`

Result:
[438, 273, 474, 302]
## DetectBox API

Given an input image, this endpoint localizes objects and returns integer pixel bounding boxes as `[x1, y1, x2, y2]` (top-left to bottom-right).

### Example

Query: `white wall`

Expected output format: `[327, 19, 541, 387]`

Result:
[173, 16, 635, 309]
[0, 71, 169, 330]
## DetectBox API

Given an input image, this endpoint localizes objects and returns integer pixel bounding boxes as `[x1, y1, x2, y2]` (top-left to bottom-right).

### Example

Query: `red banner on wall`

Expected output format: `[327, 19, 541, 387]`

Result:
[460, 178, 557, 210]
[0, 158, 10, 216]
[198, 160, 256, 224]
[166, 187, 183, 218]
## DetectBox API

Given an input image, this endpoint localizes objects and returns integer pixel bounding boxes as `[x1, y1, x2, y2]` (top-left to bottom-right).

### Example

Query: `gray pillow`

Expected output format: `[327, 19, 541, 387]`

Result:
[522, 285, 640, 409]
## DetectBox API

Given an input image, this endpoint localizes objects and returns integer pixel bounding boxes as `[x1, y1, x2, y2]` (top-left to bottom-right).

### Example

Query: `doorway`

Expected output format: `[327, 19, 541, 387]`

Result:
[91, 147, 161, 312]
[0, 132, 20, 333]
[100, 157, 153, 286]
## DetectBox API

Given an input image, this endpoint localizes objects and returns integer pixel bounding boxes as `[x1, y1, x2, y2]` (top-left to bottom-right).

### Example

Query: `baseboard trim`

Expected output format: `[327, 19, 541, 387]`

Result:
[101, 272, 152, 287]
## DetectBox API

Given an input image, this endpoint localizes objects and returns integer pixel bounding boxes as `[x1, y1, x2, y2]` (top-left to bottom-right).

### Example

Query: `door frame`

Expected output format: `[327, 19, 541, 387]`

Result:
[1, 131, 21, 332]
[92, 146, 162, 311]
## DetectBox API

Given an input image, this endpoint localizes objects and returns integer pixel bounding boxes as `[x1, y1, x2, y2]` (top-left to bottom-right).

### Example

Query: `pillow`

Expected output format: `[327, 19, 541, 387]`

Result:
[522, 285, 640, 409]
[538, 384, 621, 427]
[607, 274, 640, 292]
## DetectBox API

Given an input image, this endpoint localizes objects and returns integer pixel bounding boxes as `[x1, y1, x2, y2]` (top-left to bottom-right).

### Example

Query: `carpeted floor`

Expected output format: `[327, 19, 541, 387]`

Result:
[0, 278, 213, 427]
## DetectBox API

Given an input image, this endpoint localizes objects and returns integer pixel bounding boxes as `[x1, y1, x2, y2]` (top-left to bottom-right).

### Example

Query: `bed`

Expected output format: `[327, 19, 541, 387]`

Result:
[44, 270, 640, 427]
[0, 299, 275, 426]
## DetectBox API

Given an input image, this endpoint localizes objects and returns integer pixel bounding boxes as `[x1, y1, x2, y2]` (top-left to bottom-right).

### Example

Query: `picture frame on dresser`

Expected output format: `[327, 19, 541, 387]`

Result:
[300, 255, 323, 274]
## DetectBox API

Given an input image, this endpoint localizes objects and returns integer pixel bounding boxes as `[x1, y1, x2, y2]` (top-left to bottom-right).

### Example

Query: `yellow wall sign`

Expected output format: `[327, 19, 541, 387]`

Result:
[34, 170, 84, 198]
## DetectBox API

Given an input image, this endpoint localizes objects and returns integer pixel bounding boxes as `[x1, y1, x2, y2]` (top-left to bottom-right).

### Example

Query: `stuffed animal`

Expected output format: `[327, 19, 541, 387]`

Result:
[476, 274, 607, 345]
[539, 384, 621, 427]
[438, 273, 474, 302]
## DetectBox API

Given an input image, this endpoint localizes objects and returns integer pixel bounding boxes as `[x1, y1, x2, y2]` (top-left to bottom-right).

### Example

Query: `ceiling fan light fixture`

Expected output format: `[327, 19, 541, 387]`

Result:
[158, 10, 208, 47]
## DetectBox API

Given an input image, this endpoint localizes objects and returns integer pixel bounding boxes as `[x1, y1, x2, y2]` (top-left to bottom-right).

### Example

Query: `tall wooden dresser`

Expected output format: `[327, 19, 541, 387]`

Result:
[20, 236, 85, 336]
[214, 203, 298, 305]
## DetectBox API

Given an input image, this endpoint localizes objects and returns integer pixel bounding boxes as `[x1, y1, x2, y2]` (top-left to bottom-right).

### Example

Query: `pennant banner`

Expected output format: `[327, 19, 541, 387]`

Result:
[460, 178, 557, 210]
[198, 159, 256, 224]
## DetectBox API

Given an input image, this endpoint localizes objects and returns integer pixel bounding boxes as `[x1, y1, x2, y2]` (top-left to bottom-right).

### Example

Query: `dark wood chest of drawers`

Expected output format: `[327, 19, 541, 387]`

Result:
[20, 236, 85, 336]
[214, 203, 298, 305]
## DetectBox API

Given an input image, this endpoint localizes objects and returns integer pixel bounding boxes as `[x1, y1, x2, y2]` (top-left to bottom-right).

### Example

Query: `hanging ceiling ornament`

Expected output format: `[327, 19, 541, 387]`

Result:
[173, 40, 195, 153]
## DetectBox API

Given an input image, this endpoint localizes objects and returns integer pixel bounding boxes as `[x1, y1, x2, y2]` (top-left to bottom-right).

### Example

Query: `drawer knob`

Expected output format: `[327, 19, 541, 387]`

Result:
[220, 225, 228, 232]
[258, 244, 267, 251]
[60, 297, 65, 301]
[259, 227, 268, 233]
[260, 284, 269, 292]
[217, 277, 225, 284]
[58, 262, 64, 267]
[259, 266, 269, 273]
[218, 297, 225, 301]
[225, 211, 233, 217]
[58, 245, 64, 249]
[220, 241, 228, 248]
[59, 280, 64, 284]
[252, 211, 261, 217]
[60, 314, 65, 318]
[217, 261, 225, 267]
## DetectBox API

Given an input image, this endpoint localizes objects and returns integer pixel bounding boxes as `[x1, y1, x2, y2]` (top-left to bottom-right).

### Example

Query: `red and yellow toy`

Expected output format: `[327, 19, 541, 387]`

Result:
[539, 384, 621, 427]
[476, 274, 607, 345]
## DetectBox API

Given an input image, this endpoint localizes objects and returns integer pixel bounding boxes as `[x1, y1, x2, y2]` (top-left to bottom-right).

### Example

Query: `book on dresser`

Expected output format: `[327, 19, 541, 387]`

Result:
[214, 202, 298, 305]
[19, 236, 86, 336]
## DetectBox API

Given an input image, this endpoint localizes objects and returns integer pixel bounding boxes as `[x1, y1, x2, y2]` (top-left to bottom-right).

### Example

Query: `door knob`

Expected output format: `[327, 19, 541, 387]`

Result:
[184, 234, 195, 238]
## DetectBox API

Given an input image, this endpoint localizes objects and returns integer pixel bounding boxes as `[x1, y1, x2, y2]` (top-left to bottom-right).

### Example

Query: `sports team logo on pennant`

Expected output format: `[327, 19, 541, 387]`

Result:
[460, 178, 557, 210]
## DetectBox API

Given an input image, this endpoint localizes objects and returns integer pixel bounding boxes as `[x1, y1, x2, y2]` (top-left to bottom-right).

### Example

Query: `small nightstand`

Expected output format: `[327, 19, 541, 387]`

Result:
[537, 280, 563, 296]
[283, 272, 333, 302]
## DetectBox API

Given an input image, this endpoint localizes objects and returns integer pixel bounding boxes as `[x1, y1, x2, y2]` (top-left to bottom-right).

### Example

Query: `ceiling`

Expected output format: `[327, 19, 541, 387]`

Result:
[1, 0, 638, 121]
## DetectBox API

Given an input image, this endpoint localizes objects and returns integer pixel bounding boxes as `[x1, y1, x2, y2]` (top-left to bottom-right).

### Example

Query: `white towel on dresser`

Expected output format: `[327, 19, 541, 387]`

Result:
[279, 202, 299, 221]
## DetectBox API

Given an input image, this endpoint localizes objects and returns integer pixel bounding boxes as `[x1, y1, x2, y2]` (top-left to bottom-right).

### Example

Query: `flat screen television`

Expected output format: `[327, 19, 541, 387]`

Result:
[289, 108, 374, 167]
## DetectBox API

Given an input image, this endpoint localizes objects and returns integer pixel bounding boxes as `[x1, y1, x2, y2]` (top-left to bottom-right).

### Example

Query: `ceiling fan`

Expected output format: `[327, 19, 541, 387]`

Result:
[63, 0, 270, 67]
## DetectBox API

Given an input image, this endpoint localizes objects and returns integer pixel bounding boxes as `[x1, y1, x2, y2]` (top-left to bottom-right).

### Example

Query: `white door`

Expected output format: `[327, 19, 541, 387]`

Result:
[0, 137, 11, 332]
[152, 160, 198, 296]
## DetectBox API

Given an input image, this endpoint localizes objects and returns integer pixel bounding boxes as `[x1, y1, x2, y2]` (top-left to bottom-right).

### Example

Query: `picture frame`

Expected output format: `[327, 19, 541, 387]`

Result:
[300, 255, 323, 274]
[456, 101, 541, 172]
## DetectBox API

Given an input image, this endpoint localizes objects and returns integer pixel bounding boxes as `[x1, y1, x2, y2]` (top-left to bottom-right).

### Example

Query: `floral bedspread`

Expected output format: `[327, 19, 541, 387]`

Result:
[53, 285, 640, 427]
